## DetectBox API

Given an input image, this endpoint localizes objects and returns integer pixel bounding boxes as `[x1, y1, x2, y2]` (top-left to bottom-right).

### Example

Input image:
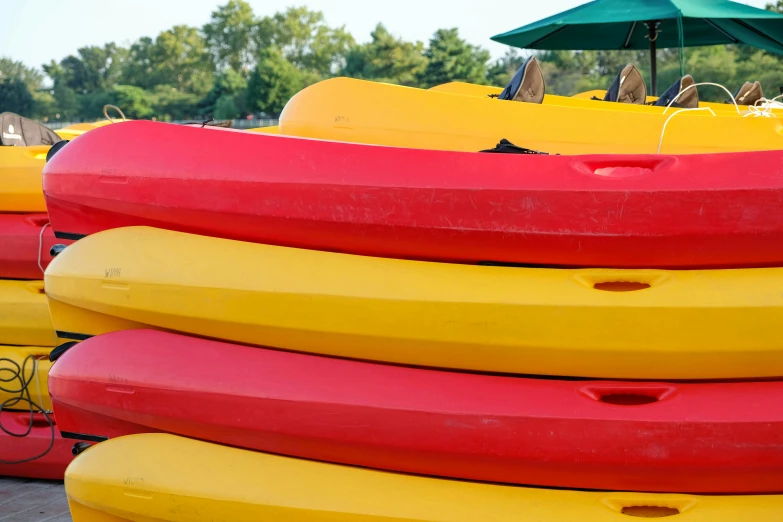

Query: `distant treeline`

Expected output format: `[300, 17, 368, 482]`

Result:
[2, 0, 783, 121]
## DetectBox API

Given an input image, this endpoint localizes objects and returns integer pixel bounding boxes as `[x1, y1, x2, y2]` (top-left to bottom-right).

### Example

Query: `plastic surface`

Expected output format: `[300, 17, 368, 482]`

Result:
[54, 121, 114, 141]
[65, 433, 783, 522]
[49, 329, 783, 493]
[42, 120, 783, 269]
[0, 411, 83, 479]
[0, 280, 55, 347]
[0, 145, 48, 212]
[0, 214, 68, 279]
[0, 345, 52, 411]
[279, 78, 783, 155]
[45, 226, 783, 379]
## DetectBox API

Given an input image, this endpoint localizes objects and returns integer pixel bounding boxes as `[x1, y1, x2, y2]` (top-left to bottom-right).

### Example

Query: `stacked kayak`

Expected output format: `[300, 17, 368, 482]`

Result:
[50, 329, 783, 493]
[43, 121, 783, 268]
[64, 434, 783, 522]
[0, 112, 87, 480]
[35, 90, 783, 519]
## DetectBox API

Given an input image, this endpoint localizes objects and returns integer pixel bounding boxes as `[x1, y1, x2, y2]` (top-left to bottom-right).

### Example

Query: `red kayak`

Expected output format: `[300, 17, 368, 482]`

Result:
[43, 121, 783, 269]
[49, 329, 783, 493]
[0, 411, 84, 479]
[0, 214, 67, 280]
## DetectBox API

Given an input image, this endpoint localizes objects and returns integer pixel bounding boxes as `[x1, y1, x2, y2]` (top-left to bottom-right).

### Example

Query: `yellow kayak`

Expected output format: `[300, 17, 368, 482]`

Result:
[0, 280, 55, 347]
[0, 345, 53, 411]
[0, 146, 48, 212]
[248, 125, 280, 134]
[45, 226, 783, 380]
[65, 433, 783, 522]
[55, 121, 115, 141]
[279, 78, 783, 155]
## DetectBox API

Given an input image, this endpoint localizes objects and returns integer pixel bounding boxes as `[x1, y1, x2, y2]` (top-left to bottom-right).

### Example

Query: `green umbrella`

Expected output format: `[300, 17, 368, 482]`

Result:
[491, 0, 783, 95]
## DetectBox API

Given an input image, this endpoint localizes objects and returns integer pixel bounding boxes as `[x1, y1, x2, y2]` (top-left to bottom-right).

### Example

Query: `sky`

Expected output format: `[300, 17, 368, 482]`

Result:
[0, 0, 774, 70]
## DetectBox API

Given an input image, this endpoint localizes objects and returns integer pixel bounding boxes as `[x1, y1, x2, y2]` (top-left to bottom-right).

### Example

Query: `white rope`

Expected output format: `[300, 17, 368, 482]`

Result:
[745, 93, 783, 118]
[658, 107, 717, 154]
[662, 82, 741, 116]
[37, 222, 50, 276]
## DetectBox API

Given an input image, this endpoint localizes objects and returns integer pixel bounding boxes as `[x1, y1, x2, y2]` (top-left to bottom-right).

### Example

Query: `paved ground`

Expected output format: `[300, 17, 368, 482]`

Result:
[0, 477, 71, 522]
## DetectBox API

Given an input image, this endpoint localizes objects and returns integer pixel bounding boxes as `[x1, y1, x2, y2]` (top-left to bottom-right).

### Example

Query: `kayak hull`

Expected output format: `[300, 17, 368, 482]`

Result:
[0, 214, 67, 280]
[0, 146, 48, 212]
[0, 412, 80, 480]
[43, 120, 783, 269]
[44, 226, 783, 380]
[49, 330, 783, 493]
[279, 77, 783, 155]
[64, 434, 783, 522]
[0, 280, 55, 347]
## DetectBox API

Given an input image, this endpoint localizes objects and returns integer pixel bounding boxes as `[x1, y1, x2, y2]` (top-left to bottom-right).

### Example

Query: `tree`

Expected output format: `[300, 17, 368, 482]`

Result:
[767, 1, 783, 13]
[419, 28, 490, 87]
[203, 0, 256, 73]
[0, 77, 35, 115]
[44, 44, 127, 94]
[256, 7, 355, 76]
[199, 68, 248, 117]
[51, 80, 79, 120]
[341, 24, 427, 86]
[0, 57, 44, 92]
[123, 26, 214, 95]
[247, 47, 313, 115]
[110, 85, 154, 119]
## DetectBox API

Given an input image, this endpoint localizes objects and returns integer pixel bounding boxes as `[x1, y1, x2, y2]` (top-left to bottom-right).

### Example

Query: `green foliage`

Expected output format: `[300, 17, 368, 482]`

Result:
[256, 7, 355, 76]
[419, 28, 491, 87]
[247, 47, 314, 115]
[8, 0, 783, 122]
[213, 94, 239, 119]
[0, 57, 44, 91]
[0, 77, 35, 115]
[110, 85, 154, 119]
[203, 0, 256, 72]
[200, 69, 248, 117]
[123, 26, 214, 96]
[44, 44, 126, 94]
[341, 24, 427, 86]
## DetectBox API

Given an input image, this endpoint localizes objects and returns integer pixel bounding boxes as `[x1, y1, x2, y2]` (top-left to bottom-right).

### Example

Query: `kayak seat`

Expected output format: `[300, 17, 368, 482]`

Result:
[0, 112, 61, 146]
[733, 81, 763, 105]
[604, 64, 646, 104]
[497, 56, 545, 104]
[653, 75, 699, 109]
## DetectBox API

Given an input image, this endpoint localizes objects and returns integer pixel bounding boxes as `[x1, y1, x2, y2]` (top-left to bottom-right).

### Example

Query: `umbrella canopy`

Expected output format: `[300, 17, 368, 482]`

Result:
[492, 0, 783, 94]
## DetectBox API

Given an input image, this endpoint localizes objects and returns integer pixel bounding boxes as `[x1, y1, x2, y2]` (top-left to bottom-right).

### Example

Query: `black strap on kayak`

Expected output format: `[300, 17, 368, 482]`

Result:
[49, 341, 79, 362]
[45, 140, 69, 162]
[480, 139, 553, 155]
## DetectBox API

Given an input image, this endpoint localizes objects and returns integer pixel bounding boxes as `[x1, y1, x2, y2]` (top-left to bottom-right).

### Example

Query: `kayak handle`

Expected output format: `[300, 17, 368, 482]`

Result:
[572, 271, 670, 292]
[602, 496, 697, 517]
[579, 384, 678, 405]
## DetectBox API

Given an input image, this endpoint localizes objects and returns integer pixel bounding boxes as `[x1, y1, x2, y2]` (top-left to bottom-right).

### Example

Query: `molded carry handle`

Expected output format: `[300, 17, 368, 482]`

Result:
[580, 383, 678, 405]
[572, 271, 670, 291]
[573, 156, 676, 178]
[602, 496, 697, 517]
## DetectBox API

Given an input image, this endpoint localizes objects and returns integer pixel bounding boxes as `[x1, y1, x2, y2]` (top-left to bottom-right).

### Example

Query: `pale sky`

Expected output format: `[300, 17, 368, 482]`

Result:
[0, 0, 773, 70]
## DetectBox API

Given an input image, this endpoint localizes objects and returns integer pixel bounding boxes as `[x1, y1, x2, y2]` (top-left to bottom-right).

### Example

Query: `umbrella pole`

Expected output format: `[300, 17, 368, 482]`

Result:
[647, 21, 659, 96]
